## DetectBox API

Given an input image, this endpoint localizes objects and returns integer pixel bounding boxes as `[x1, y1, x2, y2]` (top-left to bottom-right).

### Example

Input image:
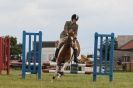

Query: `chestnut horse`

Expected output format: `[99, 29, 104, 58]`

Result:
[52, 32, 80, 80]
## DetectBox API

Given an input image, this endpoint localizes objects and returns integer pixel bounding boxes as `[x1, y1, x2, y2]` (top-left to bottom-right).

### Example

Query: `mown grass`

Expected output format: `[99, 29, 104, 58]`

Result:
[0, 70, 133, 88]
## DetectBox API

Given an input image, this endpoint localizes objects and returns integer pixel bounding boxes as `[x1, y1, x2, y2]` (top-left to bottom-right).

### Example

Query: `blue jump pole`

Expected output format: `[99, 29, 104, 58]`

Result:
[93, 32, 98, 81]
[38, 31, 42, 80]
[109, 33, 114, 81]
[99, 36, 103, 74]
[33, 34, 37, 73]
[93, 32, 114, 82]
[28, 35, 31, 72]
[105, 37, 109, 73]
[22, 31, 26, 79]
[22, 31, 42, 80]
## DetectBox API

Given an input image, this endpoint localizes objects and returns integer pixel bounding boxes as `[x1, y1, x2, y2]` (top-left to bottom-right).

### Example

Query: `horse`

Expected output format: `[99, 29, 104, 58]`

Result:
[52, 32, 80, 80]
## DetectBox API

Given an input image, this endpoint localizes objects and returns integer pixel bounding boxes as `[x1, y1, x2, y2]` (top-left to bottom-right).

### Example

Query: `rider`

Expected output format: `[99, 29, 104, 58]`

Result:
[52, 14, 79, 63]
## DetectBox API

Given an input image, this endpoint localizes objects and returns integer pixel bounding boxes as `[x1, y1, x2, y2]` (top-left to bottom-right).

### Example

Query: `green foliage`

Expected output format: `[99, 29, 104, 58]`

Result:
[9, 36, 22, 60]
[102, 37, 118, 50]
[102, 37, 118, 60]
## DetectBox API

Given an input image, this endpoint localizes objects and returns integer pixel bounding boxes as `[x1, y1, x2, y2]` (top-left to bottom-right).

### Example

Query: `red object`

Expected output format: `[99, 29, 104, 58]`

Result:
[120, 40, 133, 50]
[0, 38, 3, 74]
[0, 37, 10, 75]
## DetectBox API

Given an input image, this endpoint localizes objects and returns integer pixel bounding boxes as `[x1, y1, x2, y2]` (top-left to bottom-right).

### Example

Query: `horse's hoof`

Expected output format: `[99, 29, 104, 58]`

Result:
[59, 72, 64, 76]
[52, 76, 55, 80]
[57, 73, 61, 79]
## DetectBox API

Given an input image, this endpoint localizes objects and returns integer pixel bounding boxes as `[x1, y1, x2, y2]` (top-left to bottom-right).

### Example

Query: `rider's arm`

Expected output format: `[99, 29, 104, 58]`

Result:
[64, 21, 69, 35]
[73, 24, 78, 38]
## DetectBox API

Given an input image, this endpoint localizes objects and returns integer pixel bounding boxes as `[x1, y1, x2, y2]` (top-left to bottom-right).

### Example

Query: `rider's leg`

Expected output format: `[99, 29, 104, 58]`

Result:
[52, 36, 68, 62]
[52, 48, 59, 61]
[73, 49, 78, 63]
[52, 41, 64, 62]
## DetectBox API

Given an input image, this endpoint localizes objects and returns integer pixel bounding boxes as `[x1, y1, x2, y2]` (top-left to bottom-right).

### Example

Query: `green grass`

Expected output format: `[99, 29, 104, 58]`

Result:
[0, 70, 133, 88]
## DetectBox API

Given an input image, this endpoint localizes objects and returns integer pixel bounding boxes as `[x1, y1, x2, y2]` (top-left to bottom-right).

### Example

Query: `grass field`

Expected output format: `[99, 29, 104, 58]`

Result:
[0, 70, 133, 88]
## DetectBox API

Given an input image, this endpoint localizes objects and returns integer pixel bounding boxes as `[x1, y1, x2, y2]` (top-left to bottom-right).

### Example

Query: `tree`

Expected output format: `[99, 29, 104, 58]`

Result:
[101, 37, 118, 61]
[10, 36, 22, 60]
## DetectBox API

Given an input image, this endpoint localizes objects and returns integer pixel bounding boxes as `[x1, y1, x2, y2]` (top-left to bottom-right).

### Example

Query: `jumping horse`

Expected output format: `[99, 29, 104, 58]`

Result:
[52, 32, 80, 80]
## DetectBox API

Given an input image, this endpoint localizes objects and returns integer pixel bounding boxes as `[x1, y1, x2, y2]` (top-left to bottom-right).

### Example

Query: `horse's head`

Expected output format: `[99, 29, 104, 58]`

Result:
[65, 31, 76, 47]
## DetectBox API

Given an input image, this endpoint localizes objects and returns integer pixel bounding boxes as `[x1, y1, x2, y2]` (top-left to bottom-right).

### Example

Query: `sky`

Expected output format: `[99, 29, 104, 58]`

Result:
[0, 0, 133, 55]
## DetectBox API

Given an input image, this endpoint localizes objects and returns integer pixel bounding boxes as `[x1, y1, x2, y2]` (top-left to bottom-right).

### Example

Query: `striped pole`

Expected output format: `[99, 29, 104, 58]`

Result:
[43, 62, 93, 74]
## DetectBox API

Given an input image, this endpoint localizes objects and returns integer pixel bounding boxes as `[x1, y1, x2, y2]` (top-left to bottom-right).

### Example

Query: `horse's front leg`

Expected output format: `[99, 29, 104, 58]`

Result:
[61, 62, 69, 73]
[52, 65, 59, 80]
[52, 65, 62, 80]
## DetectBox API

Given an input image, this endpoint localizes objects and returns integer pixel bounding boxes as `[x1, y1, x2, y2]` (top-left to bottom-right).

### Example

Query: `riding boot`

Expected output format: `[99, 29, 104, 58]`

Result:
[51, 48, 60, 62]
[73, 49, 78, 63]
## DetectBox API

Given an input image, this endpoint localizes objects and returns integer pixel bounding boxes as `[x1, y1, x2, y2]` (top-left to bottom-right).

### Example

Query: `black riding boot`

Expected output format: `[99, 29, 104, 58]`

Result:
[51, 48, 60, 62]
[74, 49, 78, 63]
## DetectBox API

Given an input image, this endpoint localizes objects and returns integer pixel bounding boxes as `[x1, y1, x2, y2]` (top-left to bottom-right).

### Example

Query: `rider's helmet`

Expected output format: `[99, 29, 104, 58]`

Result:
[71, 14, 79, 21]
